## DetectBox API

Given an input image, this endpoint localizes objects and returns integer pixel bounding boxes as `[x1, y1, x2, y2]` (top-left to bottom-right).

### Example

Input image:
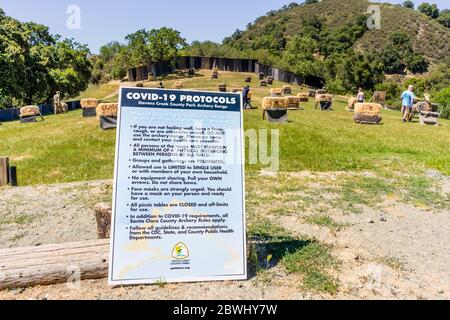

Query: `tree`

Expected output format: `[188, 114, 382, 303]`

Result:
[404, 52, 429, 74]
[403, 1, 415, 9]
[418, 3, 440, 19]
[304, 0, 319, 4]
[48, 39, 92, 100]
[126, 27, 186, 65]
[319, 15, 368, 57]
[433, 86, 450, 118]
[436, 9, 450, 28]
[95, 41, 129, 81]
[331, 53, 385, 91]
[390, 32, 411, 51]
[381, 32, 429, 74]
[184, 41, 226, 57]
[99, 41, 125, 62]
[253, 24, 287, 53]
[0, 10, 91, 106]
[282, 35, 319, 78]
[381, 45, 405, 74]
[146, 28, 187, 62]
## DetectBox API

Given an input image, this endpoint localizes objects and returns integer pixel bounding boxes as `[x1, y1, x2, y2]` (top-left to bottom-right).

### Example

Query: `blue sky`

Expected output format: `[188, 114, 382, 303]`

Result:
[0, 0, 448, 53]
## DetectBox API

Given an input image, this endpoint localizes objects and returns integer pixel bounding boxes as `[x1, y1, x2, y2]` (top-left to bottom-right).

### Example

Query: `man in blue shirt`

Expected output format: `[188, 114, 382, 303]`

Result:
[401, 85, 416, 122]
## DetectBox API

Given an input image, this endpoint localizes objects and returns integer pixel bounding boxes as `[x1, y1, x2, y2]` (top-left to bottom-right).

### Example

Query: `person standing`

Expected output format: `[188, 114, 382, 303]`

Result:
[53, 91, 62, 115]
[401, 85, 416, 122]
[357, 88, 365, 103]
[242, 85, 254, 109]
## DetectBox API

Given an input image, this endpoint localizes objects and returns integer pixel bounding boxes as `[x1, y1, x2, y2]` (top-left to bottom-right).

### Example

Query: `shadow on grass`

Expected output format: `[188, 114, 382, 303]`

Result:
[248, 235, 312, 279]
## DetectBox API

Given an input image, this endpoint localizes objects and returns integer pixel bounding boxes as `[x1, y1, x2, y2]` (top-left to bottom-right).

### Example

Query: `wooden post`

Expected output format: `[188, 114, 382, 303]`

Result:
[8, 166, 17, 186]
[94, 203, 112, 239]
[0, 157, 9, 187]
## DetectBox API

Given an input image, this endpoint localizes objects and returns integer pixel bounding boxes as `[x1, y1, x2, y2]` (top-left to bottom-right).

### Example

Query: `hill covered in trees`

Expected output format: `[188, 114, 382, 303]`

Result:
[185, 0, 450, 114]
[223, 0, 449, 65]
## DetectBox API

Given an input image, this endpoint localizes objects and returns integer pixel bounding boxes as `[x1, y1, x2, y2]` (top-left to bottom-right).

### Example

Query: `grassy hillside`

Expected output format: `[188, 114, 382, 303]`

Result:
[234, 0, 449, 64]
[0, 70, 449, 186]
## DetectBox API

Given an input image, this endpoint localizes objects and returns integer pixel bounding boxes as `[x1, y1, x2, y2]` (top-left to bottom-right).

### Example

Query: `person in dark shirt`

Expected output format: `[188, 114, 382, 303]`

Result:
[157, 82, 164, 89]
[242, 85, 254, 109]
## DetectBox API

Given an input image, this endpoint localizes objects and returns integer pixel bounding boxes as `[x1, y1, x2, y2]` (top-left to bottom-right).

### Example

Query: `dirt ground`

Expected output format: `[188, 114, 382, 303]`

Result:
[0, 172, 449, 300]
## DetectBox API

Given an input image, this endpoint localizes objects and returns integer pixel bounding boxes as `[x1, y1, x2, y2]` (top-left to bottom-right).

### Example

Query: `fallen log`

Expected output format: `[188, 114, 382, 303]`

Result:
[0, 239, 109, 290]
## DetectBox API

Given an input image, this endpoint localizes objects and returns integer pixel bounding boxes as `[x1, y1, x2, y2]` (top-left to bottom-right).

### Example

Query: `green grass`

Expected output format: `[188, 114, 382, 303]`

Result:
[1, 70, 449, 186]
[248, 218, 340, 294]
[0, 110, 116, 185]
[400, 176, 449, 210]
[280, 240, 339, 294]
[304, 214, 347, 231]
[74, 83, 119, 100]
[0, 215, 33, 225]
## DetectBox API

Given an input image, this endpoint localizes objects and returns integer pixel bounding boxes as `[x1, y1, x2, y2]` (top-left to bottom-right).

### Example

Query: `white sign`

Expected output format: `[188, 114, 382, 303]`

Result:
[108, 87, 247, 285]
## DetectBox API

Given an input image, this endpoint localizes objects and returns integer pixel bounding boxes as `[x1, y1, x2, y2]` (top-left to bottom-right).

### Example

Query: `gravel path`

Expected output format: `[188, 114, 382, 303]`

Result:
[0, 180, 112, 248]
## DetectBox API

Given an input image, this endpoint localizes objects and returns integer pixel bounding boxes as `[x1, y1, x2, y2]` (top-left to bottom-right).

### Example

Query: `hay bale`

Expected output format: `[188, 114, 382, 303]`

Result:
[316, 89, 327, 95]
[316, 94, 333, 102]
[245, 77, 252, 83]
[20, 106, 40, 117]
[270, 88, 283, 97]
[354, 103, 382, 114]
[211, 74, 219, 79]
[259, 73, 265, 80]
[262, 97, 286, 110]
[260, 80, 267, 87]
[284, 96, 300, 109]
[297, 93, 309, 102]
[96, 103, 118, 119]
[267, 76, 274, 85]
[172, 82, 183, 89]
[231, 88, 241, 93]
[136, 83, 144, 88]
[354, 103, 382, 124]
[218, 83, 227, 92]
[81, 98, 98, 109]
[282, 85, 292, 95]
[348, 97, 358, 111]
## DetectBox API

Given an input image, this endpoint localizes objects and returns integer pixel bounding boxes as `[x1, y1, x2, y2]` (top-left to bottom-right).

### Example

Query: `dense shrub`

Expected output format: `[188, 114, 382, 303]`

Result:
[433, 86, 450, 119]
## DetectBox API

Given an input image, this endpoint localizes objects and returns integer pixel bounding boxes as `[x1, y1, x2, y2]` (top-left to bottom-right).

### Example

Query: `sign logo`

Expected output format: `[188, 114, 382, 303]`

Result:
[172, 242, 190, 260]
